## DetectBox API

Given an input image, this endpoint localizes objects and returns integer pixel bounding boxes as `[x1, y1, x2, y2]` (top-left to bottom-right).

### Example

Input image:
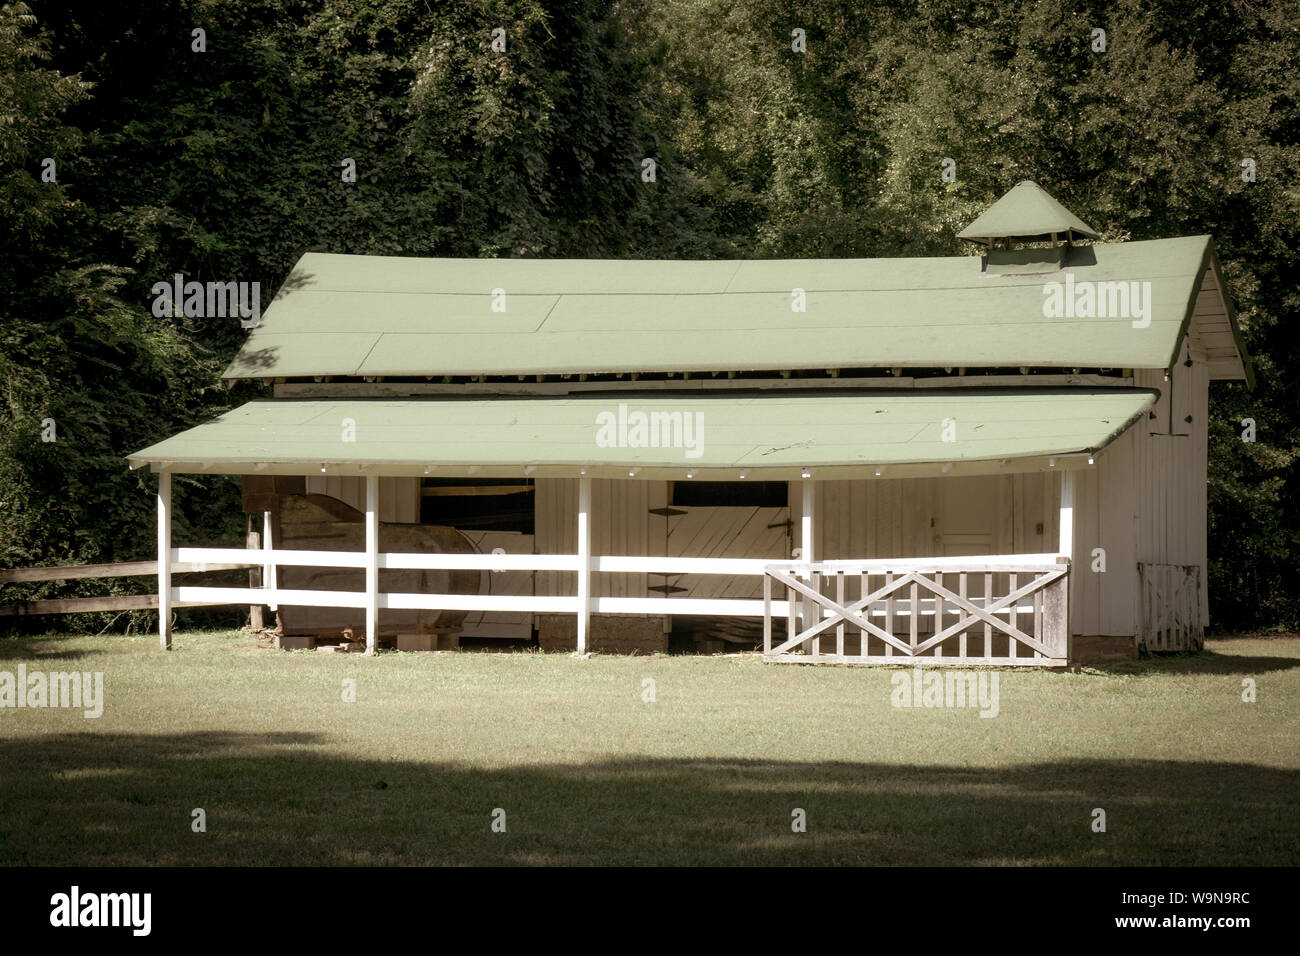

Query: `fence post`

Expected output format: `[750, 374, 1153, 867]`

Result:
[246, 513, 263, 629]
[576, 476, 592, 655]
[157, 472, 172, 651]
[262, 511, 278, 613]
[1044, 558, 1071, 662]
[801, 479, 816, 655]
[365, 473, 379, 655]
[1058, 470, 1076, 648]
[762, 571, 772, 656]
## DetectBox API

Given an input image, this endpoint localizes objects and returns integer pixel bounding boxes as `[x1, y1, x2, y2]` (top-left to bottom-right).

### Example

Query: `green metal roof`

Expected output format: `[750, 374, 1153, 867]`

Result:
[128, 389, 1158, 480]
[224, 235, 1242, 381]
[956, 180, 1100, 241]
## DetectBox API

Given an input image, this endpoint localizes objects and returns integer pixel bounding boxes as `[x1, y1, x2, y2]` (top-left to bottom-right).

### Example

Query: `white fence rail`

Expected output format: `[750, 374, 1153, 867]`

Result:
[165, 547, 801, 617]
[161, 546, 1069, 665]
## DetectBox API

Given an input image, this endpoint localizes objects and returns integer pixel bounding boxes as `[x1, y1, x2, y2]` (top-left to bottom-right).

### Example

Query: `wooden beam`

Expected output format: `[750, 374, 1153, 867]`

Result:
[0, 560, 250, 584]
[0, 594, 159, 617]
[158, 472, 172, 650]
[0, 560, 158, 584]
[576, 476, 592, 655]
[764, 652, 1067, 667]
[143, 455, 1101, 482]
[273, 372, 1133, 399]
[247, 513, 263, 629]
[420, 485, 534, 497]
[365, 474, 379, 655]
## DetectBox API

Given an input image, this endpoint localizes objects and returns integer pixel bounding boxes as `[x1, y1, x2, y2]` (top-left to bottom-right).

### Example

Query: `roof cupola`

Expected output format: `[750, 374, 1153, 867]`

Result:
[958, 181, 1099, 275]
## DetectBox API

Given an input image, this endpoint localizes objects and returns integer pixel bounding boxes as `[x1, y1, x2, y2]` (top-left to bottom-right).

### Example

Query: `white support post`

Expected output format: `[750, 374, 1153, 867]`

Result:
[157, 472, 172, 650]
[576, 477, 592, 655]
[365, 474, 379, 655]
[1058, 470, 1076, 656]
[801, 479, 816, 654]
[262, 510, 278, 612]
[1058, 471, 1075, 561]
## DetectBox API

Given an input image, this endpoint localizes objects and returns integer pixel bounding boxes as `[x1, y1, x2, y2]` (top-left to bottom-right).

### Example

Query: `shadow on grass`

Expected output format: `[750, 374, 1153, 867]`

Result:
[0, 731, 1295, 866]
[1087, 648, 1300, 677]
[0, 642, 111, 662]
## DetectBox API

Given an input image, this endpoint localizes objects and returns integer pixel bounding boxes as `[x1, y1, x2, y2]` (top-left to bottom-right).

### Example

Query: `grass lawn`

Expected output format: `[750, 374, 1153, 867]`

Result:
[0, 630, 1296, 866]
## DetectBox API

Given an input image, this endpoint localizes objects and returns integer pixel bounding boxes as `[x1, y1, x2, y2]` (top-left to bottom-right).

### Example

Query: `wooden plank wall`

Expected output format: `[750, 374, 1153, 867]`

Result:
[665, 506, 791, 599]
[535, 477, 576, 599]
[808, 475, 1063, 639]
[540, 474, 1064, 591]
[809, 476, 1056, 561]
[1044, 340, 1210, 640]
[1069, 433, 1140, 638]
[1065, 341, 1209, 641]
[809, 479, 933, 558]
[1130, 342, 1210, 628]
[594, 479, 666, 598]
[304, 476, 420, 523]
[535, 478, 667, 598]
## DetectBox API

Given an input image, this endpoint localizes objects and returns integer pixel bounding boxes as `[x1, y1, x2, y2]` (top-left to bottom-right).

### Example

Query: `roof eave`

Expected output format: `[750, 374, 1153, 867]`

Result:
[955, 226, 1101, 243]
[125, 388, 1160, 479]
[1207, 240, 1255, 390]
[1172, 238, 1255, 390]
[125, 455, 1107, 481]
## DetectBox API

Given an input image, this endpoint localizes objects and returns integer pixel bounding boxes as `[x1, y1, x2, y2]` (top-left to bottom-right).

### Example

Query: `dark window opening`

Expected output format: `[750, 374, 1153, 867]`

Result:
[670, 480, 787, 508]
[419, 478, 534, 534]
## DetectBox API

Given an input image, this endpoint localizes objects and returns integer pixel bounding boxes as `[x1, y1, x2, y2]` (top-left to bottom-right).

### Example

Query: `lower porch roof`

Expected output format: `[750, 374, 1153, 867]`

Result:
[127, 388, 1158, 480]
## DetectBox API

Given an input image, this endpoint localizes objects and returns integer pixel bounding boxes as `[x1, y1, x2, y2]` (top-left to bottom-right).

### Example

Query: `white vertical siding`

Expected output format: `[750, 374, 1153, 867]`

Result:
[1124, 346, 1210, 631]
[1097, 431, 1140, 635]
[535, 477, 576, 598]
[535, 356, 1212, 640]
[535, 478, 667, 598]
[1064, 343, 1209, 640]
[594, 479, 666, 597]
[817, 474, 1056, 561]
[1066, 437, 1140, 638]
[304, 476, 420, 523]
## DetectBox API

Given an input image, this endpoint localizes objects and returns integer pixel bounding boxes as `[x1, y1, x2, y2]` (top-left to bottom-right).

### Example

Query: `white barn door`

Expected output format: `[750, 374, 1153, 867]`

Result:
[663, 506, 791, 599]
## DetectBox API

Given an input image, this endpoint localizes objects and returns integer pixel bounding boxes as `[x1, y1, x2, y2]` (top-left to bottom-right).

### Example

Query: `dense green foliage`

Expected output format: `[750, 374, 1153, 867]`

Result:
[1, 0, 1296, 630]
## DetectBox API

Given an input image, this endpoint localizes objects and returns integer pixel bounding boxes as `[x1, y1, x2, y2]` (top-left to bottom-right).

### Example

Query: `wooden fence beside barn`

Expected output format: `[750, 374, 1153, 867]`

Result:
[0, 558, 252, 619]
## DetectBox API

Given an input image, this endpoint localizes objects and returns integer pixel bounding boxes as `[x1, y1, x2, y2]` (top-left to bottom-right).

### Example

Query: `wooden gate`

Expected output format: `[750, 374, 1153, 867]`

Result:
[762, 558, 1071, 666]
[1138, 563, 1203, 652]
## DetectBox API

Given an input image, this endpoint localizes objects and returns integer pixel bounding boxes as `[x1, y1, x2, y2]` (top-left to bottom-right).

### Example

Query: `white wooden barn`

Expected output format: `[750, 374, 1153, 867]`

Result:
[129, 181, 1252, 665]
